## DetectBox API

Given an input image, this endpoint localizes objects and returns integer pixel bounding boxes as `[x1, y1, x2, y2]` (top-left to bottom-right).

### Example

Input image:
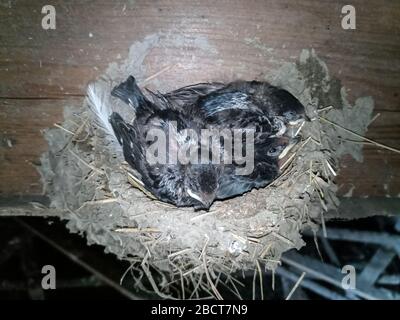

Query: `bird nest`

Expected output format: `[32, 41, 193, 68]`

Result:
[39, 48, 373, 299]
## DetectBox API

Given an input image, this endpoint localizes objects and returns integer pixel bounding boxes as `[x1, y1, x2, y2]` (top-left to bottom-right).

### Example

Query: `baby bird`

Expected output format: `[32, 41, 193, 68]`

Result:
[162, 80, 306, 199]
[87, 76, 306, 209]
[110, 76, 220, 209]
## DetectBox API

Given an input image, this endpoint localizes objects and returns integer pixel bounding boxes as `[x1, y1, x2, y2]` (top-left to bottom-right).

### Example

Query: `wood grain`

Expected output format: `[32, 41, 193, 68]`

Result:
[0, 0, 399, 198]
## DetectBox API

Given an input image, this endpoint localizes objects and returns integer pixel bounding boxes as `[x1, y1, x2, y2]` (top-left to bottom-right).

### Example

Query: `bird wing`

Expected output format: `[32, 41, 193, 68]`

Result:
[198, 90, 284, 140]
[162, 82, 225, 107]
[199, 91, 262, 117]
[217, 160, 278, 199]
[109, 112, 155, 190]
[145, 88, 174, 111]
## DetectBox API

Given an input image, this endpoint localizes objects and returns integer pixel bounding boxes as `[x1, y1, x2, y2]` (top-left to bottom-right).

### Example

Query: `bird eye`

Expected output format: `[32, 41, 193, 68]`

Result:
[284, 110, 296, 119]
[267, 146, 281, 157]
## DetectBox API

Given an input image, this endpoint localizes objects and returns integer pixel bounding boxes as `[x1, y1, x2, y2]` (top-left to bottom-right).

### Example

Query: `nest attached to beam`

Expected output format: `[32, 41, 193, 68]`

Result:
[39, 48, 373, 299]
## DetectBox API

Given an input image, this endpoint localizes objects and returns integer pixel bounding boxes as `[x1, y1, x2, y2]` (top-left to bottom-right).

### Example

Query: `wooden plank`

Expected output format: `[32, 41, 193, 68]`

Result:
[0, 98, 70, 195]
[0, 0, 399, 197]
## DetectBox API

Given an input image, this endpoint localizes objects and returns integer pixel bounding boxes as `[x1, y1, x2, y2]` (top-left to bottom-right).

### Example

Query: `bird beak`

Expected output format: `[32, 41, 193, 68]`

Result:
[288, 118, 304, 126]
[199, 193, 215, 209]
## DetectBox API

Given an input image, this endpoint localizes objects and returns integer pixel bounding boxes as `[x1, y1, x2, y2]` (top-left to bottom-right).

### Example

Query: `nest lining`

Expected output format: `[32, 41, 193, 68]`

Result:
[39, 46, 373, 299]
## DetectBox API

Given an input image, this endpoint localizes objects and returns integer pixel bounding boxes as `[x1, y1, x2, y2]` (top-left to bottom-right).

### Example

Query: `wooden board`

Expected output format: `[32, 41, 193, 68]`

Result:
[1, 0, 399, 199]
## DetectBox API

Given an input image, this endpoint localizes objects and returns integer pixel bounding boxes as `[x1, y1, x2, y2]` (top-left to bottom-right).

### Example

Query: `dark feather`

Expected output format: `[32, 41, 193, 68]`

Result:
[213, 80, 306, 122]
[163, 82, 225, 107]
[109, 112, 153, 188]
[111, 76, 153, 113]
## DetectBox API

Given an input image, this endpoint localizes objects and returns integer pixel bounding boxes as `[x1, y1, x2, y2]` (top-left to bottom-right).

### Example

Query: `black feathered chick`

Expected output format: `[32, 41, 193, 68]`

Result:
[106, 76, 306, 209]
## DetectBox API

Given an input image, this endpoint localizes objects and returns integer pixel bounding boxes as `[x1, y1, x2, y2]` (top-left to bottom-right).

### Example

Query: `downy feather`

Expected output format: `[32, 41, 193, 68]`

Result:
[86, 80, 116, 139]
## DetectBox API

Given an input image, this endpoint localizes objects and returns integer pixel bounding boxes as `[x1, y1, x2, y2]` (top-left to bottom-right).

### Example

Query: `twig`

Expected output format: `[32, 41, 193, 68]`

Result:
[294, 120, 305, 137]
[256, 260, 264, 300]
[252, 267, 257, 300]
[85, 198, 118, 205]
[320, 237, 340, 267]
[280, 136, 312, 169]
[199, 236, 210, 260]
[191, 210, 215, 221]
[126, 172, 158, 200]
[202, 254, 223, 300]
[320, 211, 327, 238]
[277, 268, 348, 300]
[317, 105, 334, 113]
[183, 265, 202, 277]
[285, 271, 306, 300]
[260, 243, 272, 259]
[325, 160, 337, 177]
[168, 248, 192, 259]
[272, 232, 294, 246]
[114, 227, 161, 233]
[368, 112, 381, 125]
[272, 269, 275, 291]
[54, 123, 75, 135]
[141, 261, 176, 300]
[225, 276, 243, 300]
[69, 149, 104, 175]
[319, 116, 400, 154]
[142, 64, 177, 84]
[120, 263, 134, 285]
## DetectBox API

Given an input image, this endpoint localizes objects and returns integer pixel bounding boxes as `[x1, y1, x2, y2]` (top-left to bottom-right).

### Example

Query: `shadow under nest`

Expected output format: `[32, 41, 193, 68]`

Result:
[38, 48, 373, 299]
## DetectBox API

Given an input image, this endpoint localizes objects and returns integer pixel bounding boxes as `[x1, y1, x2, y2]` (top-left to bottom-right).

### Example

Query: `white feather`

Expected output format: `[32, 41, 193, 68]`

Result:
[187, 188, 202, 203]
[86, 80, 115, 138]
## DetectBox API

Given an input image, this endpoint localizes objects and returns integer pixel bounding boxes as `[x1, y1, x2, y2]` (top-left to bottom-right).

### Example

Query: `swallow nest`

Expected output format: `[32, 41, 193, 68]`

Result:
[39, 49, 373, 299]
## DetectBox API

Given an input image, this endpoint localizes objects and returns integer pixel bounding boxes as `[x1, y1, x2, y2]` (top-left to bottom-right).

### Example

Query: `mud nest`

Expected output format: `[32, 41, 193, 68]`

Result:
[39, 46, 373, 299]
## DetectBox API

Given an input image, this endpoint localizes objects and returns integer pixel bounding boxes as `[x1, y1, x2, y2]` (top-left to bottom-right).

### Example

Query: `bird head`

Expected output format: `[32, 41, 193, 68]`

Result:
[184, 164, 220, 210]
[261, 136, 300, 160]
[267, 88, 308, 125]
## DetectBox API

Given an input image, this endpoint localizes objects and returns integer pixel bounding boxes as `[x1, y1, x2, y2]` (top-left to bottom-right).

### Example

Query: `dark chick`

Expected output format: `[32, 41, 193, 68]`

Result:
[163, 80, 306, 199]
[109, 76, 220, 210]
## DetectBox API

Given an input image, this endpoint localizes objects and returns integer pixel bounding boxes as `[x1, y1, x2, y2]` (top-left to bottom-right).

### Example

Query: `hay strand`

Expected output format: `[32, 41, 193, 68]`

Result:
[285, 271, 306, 300]
[319, 116, 400, 154]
